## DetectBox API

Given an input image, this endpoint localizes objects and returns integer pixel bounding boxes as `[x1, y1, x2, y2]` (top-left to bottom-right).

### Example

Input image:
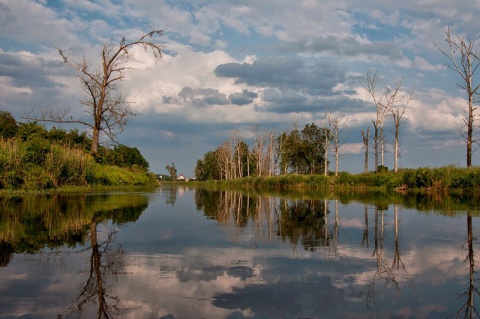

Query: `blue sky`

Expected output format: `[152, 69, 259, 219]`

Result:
[1, 0, 480, 176]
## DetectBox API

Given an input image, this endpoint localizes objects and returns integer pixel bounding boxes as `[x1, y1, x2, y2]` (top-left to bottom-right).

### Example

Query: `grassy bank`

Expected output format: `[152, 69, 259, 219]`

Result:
[193, 165, 480, 192]
[0, 138, 158, 192]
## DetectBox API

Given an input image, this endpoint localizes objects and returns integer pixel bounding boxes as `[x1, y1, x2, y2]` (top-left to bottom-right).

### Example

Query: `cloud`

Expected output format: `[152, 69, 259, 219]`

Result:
[215, 57, 347, 95]
[290, 35, 403, 59]
[228, 89, 257, 105]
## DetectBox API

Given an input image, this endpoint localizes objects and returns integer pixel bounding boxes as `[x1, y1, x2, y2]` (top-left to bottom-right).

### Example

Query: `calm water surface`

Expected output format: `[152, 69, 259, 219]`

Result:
[0, 185, 479, 318]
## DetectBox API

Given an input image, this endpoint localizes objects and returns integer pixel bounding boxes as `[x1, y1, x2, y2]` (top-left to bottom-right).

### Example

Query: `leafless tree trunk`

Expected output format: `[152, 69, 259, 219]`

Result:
[266, 130, 277, 176]
[231, 130, 244, 179]
[361, 127, 370, 173]
[390, 94, 411, 172]
[436, 27, 480, 168]
[217, 141, 232, 180]
[24, 29, 164, 155]
[364, 69, 388, 171]
[327, 113, 348, 176]
[379, 79, 413, 172]
[324, 129, 330, 176]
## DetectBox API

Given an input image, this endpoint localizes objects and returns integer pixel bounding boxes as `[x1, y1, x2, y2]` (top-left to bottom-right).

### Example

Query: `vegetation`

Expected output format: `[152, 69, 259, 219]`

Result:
[195, 122, 329, 180]
[192, 165, 480, 193]
[0, 111, 156, 192]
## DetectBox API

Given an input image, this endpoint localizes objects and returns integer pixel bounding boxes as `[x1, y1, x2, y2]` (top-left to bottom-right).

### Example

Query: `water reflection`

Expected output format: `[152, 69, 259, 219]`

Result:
[0, 192, 149, 318]
[1, 187, 480, 318]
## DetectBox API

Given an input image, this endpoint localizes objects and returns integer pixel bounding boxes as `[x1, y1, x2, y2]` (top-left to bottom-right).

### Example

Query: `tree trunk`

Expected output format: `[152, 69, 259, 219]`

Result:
[92, 127, 100, 155]
[361, 127, 370, 173]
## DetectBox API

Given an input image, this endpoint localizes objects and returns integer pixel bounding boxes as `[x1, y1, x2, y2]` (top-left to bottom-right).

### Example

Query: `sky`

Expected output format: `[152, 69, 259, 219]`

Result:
[1, 0, 480, 176]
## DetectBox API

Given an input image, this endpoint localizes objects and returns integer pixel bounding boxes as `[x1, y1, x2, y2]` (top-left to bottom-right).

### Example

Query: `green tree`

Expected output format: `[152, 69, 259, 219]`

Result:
[65, 128, 91, 150]
[195, 151, 221, 180]
[110, 144, 149, 170]
[300, 123, 326, 174]
[16, 121, 47, 141]
[0, 111, 17, 139]
[277, 128, 302, 174]
[166, 163, 177, 180]
[276, 123, 326, 174]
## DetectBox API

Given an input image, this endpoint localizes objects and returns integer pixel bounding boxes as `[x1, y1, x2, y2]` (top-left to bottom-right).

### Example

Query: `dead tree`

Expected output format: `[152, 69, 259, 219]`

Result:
[379, 79, 413, 172]
[388, 87, 412, 173]
[361, 127, 370, 173]
[436, 27, 480, 168]
[364, 69, 388, 171]
[25, 29, 164, 155]
[328, 113, 348, 176]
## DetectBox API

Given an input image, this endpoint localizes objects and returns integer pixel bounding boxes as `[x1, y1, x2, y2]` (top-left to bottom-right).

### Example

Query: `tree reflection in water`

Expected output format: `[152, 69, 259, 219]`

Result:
[367, 203, 407, 309]
[0, 193, 149, 319]
[58, 222, 124, 319]
[450, 211, 480, 319]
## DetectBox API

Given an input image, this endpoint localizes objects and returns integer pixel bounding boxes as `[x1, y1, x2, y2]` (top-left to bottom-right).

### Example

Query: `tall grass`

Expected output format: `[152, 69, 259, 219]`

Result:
[201, 165, 480, 192]
[0, 138, 157, 191]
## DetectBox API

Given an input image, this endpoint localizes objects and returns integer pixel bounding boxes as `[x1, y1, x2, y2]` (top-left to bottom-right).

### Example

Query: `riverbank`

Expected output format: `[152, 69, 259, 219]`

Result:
[189, 165, 480, 193]
[0, 138, 158, 193]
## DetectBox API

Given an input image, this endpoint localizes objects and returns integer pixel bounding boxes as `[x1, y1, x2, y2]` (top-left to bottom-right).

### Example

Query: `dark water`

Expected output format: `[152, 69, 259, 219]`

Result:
[1, 186, 480, 319]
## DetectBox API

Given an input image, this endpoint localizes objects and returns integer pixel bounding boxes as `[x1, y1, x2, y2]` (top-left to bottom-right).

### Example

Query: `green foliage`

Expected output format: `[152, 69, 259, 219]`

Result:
[197, 151, 220, 180]
[395, 166, 480, 191]
[276, 123, 327, 175]
[166, 162, 177, 180]
[0, 193, 149, 256]
[16, 121, 47, 141]
[377, 165, 388, 173]
[23, 136, 51, 165]
[0, 111, 18, 139]
[98, 144, 149, 170]
[0, 137, 155, 191]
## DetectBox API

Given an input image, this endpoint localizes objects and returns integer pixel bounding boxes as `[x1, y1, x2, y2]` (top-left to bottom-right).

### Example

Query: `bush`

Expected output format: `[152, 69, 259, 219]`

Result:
[23, 137, 51, 165]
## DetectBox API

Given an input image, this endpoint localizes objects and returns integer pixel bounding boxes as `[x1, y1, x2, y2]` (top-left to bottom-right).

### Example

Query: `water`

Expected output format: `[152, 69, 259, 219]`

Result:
[0, 185, 479, 318]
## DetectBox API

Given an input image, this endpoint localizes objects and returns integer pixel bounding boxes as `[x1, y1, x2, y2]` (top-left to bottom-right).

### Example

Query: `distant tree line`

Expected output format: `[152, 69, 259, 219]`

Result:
[194, 68, 416, 181]
[0, 110, 149, 170]
[195, 123, 332, 181]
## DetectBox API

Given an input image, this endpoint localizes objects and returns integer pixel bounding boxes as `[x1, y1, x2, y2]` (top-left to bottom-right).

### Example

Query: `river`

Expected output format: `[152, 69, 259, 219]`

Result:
[0, 185, 479, 318]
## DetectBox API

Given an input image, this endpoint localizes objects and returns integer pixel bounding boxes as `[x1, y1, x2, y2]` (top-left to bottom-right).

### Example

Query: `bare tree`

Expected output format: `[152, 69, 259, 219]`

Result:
[217, 141, 232, 180]
[323, 127, 330, 176]
[364, 68, 388, 171]
[251, 125, 267, 176]
[378, 78, 413, 172]
[436, 27, 480, 168]
[361, 127, 370, 173]
[327, 113, 348, 176]
[25, 29, 164, 155]
[265, 130, 277, 176]
[232, 130, 246, 179]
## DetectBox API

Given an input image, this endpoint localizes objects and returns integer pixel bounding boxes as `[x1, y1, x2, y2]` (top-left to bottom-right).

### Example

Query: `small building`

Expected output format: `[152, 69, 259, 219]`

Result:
[177, 173, 188, 182]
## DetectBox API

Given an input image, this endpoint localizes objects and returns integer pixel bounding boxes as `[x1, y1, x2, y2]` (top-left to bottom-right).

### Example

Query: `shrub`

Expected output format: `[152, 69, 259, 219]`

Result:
[23, 137, 51, 165]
